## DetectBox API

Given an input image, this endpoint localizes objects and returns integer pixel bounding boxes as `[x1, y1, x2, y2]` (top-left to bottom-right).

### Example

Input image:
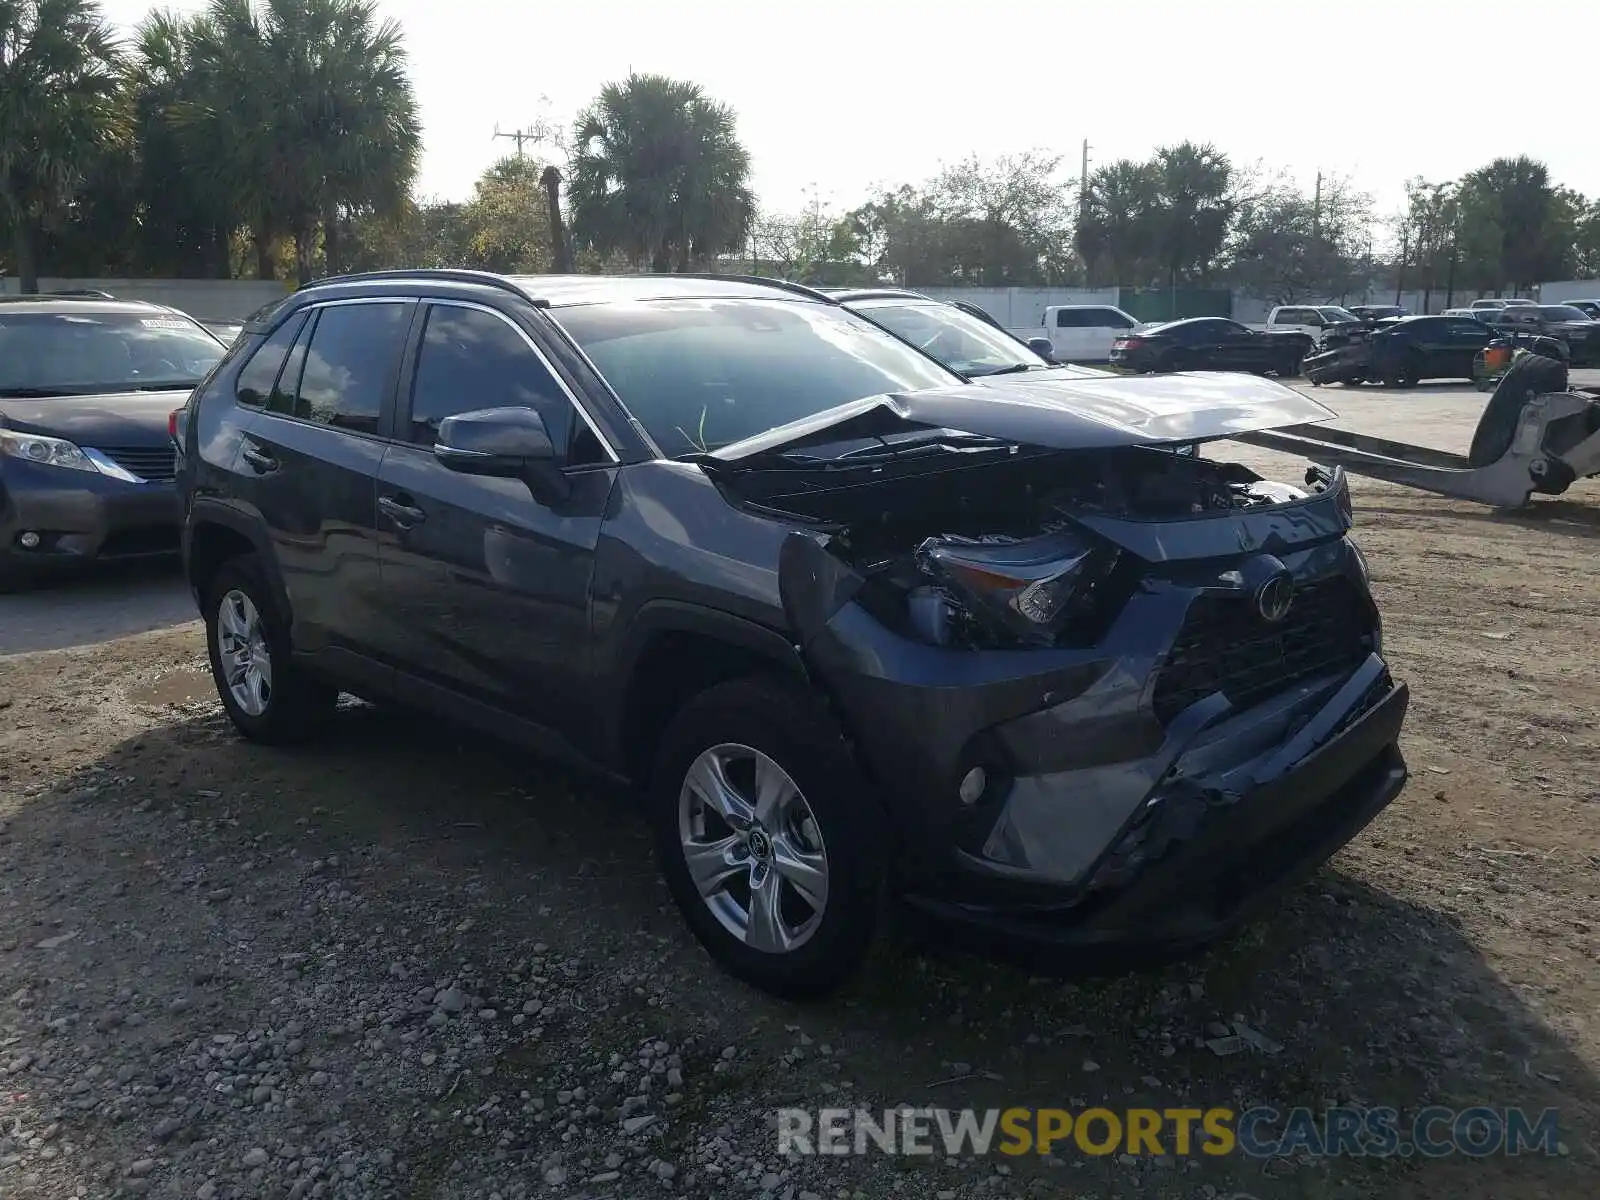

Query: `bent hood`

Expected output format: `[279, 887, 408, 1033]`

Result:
[707, 371, 1335, 464]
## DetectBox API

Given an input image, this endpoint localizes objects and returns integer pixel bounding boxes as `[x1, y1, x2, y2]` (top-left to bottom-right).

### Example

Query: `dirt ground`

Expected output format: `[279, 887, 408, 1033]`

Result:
[2, 387, 1598, 1199]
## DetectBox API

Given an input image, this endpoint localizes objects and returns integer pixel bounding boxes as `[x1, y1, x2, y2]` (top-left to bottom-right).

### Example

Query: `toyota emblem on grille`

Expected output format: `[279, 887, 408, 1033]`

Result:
[1255, 574, 1294, 623]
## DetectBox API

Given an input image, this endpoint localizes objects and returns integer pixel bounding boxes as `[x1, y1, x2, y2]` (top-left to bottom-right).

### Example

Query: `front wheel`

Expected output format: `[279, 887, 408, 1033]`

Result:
[647, 676, 886, 999]
[204, 555, 337, 743]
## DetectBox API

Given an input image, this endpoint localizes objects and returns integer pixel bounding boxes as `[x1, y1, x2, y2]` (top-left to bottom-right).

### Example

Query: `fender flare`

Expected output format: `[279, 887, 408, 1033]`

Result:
[607, 599, 807, 753]
[183, 499, 291, 620]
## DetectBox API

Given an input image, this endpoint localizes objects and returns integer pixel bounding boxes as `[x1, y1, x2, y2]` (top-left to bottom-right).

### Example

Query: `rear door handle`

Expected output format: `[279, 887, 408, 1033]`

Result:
[241, 446, 277, 473]
[379, 495, 426, 527]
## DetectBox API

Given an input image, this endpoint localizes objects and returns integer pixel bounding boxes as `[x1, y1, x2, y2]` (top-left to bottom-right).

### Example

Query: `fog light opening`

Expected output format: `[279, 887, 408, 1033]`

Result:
[958, 766, 988, 807]
[17, 530, 42, 550]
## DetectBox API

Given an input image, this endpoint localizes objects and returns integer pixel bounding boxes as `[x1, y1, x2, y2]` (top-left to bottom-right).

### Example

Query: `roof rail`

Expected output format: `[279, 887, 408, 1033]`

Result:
[298, 269, 547, 306]
[47, 288, 118, 299]
[639, 272, 839, 303]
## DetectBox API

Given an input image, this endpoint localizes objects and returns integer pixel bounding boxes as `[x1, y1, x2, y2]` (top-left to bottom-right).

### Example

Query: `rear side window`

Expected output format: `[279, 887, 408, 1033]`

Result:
[233, 315, 303, 407]
[285, 302, 411, 435]
[1274, 309, 1308, 324]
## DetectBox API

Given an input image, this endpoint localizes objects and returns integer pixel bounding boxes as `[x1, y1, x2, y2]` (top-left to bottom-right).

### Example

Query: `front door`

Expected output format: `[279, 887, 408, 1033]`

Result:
[374, 299, 618, 748]
[232, 298, 414, 660]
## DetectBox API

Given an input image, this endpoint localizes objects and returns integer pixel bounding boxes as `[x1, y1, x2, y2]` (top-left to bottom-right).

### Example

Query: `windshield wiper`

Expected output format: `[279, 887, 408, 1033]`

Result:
[0, 387, 81, 398]
[972, 363, 1035, 377]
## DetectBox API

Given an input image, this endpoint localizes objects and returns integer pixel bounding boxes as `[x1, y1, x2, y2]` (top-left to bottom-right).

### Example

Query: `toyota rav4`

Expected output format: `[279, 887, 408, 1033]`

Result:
[173, 270, 1410, 998]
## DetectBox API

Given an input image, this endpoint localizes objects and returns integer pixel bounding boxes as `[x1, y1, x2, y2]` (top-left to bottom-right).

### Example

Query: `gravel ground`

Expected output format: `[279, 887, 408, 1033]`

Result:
[2, 387, 1598, 1199]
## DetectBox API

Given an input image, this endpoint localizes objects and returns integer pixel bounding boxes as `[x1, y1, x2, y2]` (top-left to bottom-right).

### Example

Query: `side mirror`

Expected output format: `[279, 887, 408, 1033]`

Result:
[1026, 336, 1057, 361]
[434, 406, 570, 506]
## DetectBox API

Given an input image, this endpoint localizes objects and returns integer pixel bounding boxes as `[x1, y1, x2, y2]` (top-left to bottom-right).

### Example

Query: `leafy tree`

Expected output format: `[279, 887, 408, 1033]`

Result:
[567, 72, 754, 272]
[1227, 174, 1373, 304]
[458, 155, 552, 274]
[1572, 198, 1600, 279]
[0, 0, 125, 292]
[749, 193, 871, 285]
[1455, 156, 1571, 294]
[844, 153, 1077, 287]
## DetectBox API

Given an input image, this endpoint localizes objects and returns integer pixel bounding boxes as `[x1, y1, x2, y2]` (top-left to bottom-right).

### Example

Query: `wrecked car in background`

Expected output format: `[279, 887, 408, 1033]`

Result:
[176, 271, 1409, 999]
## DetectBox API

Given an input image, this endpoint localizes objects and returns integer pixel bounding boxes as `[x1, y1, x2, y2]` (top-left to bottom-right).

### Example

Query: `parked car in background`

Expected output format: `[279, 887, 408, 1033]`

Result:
[1265, 305, 1365, 343]
[1110, 317, 1314, 376]
[827, 288, 1108, 381]
[203, 321, 244, 344]
[1024, 304, 1141, 364]
[174, 269, 1409, 998]
[1347, 304, 1407, 322]
[1561, 299, 1600, 320]
[1487, 304, 1600, 365]
[1469, 298, 1537, 310]
[1443, 307, 1497, 324]
[0, 296, 228, 589]
[1364, 314, 1494, 385]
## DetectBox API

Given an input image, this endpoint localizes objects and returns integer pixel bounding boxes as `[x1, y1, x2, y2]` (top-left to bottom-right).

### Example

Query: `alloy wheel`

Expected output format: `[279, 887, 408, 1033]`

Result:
[677, 743, 830, 955]
[216, 589, 273, 717]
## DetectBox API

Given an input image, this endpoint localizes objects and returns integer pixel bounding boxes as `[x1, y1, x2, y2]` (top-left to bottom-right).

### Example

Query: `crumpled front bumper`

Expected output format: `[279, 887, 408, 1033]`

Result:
[776, 488, 1408, 961]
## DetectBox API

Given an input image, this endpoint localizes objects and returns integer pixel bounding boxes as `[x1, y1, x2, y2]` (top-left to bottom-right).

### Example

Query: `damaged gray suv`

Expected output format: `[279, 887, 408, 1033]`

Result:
[174, 271, 1410, 998]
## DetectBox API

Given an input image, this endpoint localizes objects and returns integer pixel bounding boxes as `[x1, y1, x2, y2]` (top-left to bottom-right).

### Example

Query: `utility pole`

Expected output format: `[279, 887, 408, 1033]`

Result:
[493, 124, 539, 160]
[1312, 170, 1322, 239]
[1079, 138, 1091, 230]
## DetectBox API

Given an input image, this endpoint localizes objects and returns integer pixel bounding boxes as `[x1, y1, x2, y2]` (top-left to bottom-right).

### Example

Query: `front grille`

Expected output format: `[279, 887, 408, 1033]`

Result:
[1151, 575, 1371, 725]
[100, 445, 176, 482]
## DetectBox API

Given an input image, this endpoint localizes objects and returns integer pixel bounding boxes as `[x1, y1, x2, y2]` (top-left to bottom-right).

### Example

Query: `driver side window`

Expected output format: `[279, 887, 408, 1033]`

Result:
[408, 304, 605, 465]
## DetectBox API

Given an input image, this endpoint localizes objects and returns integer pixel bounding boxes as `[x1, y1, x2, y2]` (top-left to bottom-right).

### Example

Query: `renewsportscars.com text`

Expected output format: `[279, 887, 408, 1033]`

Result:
[776, 1105, 1562, 1159]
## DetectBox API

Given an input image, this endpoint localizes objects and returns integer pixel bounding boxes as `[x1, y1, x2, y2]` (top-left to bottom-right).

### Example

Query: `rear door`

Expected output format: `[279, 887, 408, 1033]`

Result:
[233, 297, 413, 662]
[374, 298, 619, 746]
[1443, 318, 1492, 377]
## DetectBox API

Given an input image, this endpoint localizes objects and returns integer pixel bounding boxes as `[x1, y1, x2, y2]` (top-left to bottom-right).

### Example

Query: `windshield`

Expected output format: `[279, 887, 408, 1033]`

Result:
[551, 298, 962, 456]
[847, 300, 1049, 376]
[1317, 307, 1360, 323]
[0, 310, 225, 396]
[1537, 305, 1590, 322]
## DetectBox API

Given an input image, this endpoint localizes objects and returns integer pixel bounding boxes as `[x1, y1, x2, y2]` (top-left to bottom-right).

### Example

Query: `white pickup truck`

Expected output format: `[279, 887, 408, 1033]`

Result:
[1265, 305, 1366, 342]
[1006, 304, 1142, 364]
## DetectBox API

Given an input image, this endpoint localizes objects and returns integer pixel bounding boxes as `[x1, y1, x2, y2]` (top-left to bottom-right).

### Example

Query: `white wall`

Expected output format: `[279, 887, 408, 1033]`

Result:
[1537, 279, 1600, 304]
[910, 286, 1123, 327]
[0, 277, 289, 321]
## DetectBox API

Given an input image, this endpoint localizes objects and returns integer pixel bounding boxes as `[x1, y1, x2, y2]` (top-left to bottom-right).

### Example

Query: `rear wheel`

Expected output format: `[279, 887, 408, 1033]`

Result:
[647, 676, 886, 999]
[203, 555, 337, 743]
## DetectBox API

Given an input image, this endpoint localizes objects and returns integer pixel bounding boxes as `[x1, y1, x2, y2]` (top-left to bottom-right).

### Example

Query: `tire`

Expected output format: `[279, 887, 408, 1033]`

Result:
[1469, 352, 1568, 468]
[203, 554, 337, 743]
[647, 675, 887, 999]
[0, 554, 37, 595]
[1277, 354, 1304, 378]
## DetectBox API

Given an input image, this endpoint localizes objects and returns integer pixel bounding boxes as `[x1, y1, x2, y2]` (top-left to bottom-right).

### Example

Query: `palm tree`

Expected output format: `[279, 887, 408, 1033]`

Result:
[171, 0, 420, 281]
[128, 9, 241, 277]
[566, 73, 753, 272]
[0, 0, 124, 292]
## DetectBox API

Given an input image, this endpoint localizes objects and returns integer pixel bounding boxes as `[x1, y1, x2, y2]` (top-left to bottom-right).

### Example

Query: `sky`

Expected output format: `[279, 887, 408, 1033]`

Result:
[100, 0, 1600, 229]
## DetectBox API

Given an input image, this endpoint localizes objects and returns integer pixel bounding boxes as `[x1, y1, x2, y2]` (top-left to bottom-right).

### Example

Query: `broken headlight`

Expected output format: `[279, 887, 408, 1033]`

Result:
[915, 529, 1113, 646]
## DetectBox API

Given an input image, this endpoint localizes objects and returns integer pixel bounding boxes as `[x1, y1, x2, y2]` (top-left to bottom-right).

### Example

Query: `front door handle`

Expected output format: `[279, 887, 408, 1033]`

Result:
[241, 446, 277, 473]
[378, 495, 426, 527]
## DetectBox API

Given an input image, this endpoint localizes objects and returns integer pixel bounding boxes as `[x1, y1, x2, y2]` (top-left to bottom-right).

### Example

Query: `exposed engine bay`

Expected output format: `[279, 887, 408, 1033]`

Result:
[732, 442, 1319, 651]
